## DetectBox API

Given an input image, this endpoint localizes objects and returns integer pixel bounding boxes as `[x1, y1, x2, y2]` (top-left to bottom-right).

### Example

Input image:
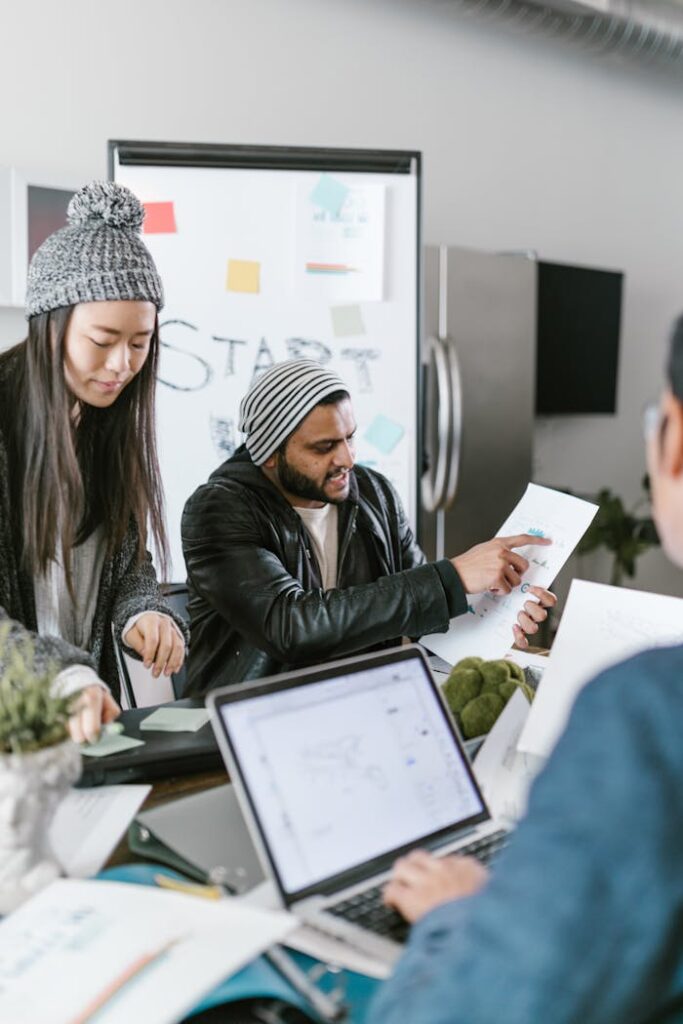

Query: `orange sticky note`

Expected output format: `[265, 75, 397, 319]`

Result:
[143, 202, 177, 234]
[227, 259, 260, 294]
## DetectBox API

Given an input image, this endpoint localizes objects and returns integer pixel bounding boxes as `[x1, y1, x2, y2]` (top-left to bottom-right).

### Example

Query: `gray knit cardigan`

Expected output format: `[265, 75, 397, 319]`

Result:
[0, 346, 188, 701]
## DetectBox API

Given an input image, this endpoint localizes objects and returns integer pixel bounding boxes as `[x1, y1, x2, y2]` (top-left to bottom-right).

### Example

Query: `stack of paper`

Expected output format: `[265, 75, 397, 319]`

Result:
[48, 785, 150, 877]
[0, 879, 295, 1024]
[518, 579, 683, 759]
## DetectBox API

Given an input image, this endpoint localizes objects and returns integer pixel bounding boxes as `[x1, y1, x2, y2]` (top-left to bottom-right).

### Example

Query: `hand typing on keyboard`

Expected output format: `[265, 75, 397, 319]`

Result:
[383, 850, 489, 924]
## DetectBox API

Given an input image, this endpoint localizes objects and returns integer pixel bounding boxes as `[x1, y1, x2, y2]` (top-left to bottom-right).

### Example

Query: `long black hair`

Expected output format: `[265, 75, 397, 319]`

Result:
[1, 304, 168, 593]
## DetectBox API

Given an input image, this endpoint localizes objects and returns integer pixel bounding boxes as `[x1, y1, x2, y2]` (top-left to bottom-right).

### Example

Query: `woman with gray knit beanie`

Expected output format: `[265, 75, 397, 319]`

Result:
[0, 181, 188, 743]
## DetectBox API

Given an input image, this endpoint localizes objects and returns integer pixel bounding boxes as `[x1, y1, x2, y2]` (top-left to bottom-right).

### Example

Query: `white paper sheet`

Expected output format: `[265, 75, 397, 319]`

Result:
[518, 579, 683, 759]
[422, 484, 598, 666]
[473, 690, 545, 827]
[48, 784, 151, 878]
[0, 879, 295, 1024]
[294, 180, 385, 302]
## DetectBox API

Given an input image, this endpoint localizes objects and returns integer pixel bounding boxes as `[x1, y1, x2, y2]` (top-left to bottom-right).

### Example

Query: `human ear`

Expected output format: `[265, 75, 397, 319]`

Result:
[661, 392, 683, 477]
[262, 453, 277, 470]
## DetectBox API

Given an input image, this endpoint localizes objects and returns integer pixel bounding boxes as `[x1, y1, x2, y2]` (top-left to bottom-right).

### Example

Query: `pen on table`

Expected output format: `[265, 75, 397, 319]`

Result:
[70, 938, 179, 1024]
[265, 943, 346, 1022]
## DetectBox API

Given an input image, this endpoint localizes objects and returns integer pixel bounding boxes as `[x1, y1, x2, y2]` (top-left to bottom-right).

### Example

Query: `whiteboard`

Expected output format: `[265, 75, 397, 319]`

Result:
[113, 144, 420, 582]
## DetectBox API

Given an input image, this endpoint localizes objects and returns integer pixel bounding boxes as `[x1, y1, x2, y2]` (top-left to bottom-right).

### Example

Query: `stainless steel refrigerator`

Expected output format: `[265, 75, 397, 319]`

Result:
[420, 245, 537, 561]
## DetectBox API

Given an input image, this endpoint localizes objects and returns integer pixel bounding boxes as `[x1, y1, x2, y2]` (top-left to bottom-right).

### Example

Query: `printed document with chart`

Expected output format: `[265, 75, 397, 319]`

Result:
[422, 484, 598, 666]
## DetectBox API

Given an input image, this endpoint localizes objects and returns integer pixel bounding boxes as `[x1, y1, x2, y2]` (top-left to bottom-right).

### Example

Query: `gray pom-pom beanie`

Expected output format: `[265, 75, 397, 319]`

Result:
[25, 181, 164, 319]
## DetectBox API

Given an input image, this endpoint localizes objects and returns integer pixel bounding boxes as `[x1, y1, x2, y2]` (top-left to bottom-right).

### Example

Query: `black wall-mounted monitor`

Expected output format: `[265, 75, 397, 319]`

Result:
[535, 260, 623, 415]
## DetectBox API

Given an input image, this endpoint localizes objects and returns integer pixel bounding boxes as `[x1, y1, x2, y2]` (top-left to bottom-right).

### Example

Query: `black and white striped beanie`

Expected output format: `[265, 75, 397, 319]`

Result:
[239, 360, 349, 465]
[25, 181, 163, 319]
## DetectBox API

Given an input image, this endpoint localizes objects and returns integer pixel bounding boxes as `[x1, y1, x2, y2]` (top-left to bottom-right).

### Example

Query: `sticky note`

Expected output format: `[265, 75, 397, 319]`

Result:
[227, 259, 261, 294]
[330, 305, 365, 338]
[81, 733, 144, 758]
[142, 201, 177, 234]
[365, 414, 405, 455]
[309, 174, 349, 217]
[140, 707, 210, 733]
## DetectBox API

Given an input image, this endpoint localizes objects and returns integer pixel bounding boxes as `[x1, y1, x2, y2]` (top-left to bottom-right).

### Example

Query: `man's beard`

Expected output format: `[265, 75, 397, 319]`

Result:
[276, 450, 351, 505]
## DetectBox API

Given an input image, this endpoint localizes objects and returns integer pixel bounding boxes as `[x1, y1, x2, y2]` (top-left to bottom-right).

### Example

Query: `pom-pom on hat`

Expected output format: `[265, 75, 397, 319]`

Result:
[239, 359, 350, 465]
[25, 181, 163, 319]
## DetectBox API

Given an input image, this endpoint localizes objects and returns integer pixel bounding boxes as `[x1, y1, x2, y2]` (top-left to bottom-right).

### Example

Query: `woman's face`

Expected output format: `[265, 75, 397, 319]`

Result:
[62, 300, 156, 408]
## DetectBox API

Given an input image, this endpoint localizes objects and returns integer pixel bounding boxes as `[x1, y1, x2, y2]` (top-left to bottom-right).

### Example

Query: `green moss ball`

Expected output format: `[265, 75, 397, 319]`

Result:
[454, 656, 485, 672]
[460, 693, 505, 739]
[498, 680, 517, 703]
[503, 660, 526, 683]
[479, 661, 512, 692]
[442, 668, 482, 715]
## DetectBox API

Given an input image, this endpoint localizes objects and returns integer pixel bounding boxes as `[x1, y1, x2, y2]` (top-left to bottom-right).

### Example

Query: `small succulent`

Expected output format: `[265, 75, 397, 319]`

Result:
[0, 624, 75, 754]
[442, 656, 534, 739]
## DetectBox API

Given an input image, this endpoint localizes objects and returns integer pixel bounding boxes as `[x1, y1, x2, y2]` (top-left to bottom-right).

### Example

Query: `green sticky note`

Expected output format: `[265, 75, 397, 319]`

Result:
[140, 708, 210, 733]
[81, 732, 144, 758]
[330, 305, 365, 338]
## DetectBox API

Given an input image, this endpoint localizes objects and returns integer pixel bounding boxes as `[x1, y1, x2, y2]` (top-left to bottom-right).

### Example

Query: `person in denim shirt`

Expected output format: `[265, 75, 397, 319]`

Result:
[369, 316, 683, 1024]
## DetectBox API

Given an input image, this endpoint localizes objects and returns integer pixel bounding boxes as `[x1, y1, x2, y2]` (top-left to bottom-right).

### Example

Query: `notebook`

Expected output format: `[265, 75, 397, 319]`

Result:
[208, 644, 507, 966]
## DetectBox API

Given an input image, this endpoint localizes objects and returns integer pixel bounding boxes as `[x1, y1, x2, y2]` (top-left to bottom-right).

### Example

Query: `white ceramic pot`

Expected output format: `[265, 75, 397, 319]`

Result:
[0, 740, 81, 913]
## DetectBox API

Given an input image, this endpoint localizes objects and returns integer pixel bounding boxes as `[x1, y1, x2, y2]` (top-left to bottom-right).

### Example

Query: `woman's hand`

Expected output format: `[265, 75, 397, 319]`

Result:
[513, 585, 557, 648]
[123, 612, 185, 678]
[383, 850, 489, 924]
[69, 685, 120, 745]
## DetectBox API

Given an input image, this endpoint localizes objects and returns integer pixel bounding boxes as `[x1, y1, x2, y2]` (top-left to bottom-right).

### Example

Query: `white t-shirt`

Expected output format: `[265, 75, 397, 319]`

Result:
[295, 503, 339, 591]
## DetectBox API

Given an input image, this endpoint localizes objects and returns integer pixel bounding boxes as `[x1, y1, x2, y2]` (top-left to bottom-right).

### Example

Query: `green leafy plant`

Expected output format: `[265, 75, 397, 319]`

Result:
[576, 475, 660, 587]
[0, 624, 74, 754]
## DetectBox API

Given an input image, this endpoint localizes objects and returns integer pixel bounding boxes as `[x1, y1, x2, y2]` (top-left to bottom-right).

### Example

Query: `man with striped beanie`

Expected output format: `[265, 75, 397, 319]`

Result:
[181, 359, 555, 693]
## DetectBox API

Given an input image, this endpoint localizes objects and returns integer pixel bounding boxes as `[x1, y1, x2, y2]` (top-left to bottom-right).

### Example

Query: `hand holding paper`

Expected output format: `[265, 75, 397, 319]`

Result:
[423, 484, 598, 666]
[451, 533, 552, 595]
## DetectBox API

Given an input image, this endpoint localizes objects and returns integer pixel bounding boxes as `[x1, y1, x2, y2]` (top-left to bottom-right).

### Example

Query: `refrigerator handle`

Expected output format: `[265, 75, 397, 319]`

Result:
[422, 334, 452, 513]
[442, 335, 463, 510]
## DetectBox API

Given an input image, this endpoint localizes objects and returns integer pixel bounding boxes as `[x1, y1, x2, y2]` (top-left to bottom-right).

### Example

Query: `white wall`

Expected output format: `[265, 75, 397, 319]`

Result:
[1, 0, 682, 595]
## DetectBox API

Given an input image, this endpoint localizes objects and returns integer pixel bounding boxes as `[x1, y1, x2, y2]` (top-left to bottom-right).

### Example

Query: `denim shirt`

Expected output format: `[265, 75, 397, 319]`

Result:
[369, 645, 683, 1024]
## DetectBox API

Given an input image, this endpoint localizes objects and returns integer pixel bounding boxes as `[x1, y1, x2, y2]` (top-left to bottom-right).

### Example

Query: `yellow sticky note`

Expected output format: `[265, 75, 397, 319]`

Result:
[227, 259, 260, 294]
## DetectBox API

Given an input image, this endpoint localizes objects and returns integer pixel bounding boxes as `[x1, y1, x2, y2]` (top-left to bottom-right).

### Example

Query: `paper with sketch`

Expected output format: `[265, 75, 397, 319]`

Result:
[473, 690, 545, 827]
[0, 879, 295, 1024]
[48, 785, 150, 878]
[421, 484, 598, 666]
[518, 579, 683, 759]
[294, 180, 385, 302]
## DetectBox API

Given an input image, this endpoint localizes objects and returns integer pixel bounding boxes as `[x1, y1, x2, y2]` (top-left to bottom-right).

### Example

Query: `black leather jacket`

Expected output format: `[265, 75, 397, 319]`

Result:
[181, 447, 467, 694]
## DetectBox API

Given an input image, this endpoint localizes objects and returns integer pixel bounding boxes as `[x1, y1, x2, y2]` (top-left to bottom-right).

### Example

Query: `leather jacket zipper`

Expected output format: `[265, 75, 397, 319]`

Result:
[337, 506, 357, 581]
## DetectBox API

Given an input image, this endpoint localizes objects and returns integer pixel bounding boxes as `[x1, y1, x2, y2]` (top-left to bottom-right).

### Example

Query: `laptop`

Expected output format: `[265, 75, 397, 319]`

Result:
[208, 645, 507, 966]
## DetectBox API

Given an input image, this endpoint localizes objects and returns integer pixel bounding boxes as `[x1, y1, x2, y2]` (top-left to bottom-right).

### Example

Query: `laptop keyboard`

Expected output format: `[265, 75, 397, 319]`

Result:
[327, 829, 508, 943]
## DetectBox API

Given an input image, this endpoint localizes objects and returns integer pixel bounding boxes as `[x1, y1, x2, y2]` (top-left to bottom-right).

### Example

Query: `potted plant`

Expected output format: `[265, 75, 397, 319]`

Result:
[0, 623, 81, 913]
[576, 475, 660, 587]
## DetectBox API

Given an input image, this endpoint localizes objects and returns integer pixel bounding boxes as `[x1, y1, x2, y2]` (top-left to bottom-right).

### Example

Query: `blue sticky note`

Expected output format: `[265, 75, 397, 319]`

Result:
[365, 414, 405, 455]
[309, 174, 349, 217]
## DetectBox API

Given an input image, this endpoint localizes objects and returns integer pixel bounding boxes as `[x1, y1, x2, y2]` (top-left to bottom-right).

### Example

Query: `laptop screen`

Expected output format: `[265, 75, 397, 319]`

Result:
[216, 650, 487, 899]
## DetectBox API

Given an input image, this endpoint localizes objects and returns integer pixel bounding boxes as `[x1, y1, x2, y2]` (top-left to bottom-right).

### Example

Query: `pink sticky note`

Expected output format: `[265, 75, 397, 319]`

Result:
[143, 202, 177, 234]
